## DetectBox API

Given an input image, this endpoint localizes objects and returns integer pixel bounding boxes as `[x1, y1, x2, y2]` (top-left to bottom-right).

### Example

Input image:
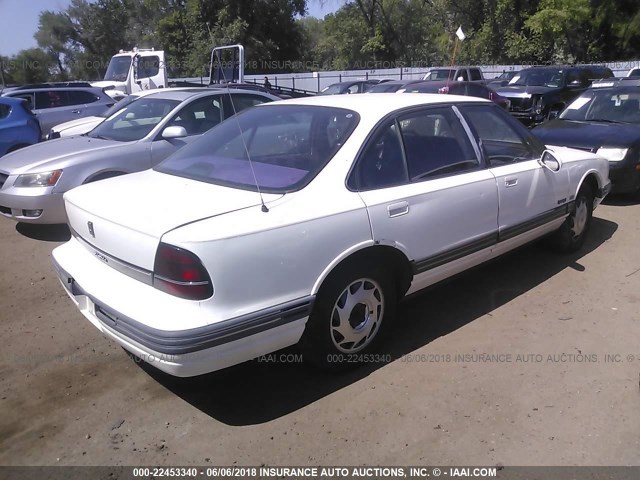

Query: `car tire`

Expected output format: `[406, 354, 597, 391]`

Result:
[301, 261, 396, 371]
[547, 183, 594, 253]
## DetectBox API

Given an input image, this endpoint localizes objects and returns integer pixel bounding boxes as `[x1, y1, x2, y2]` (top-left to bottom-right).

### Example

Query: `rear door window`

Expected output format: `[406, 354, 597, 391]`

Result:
[352, 121, 407, 190]
[470, 69, 482, 81]
[67, 90, 101, 105]
[398, 107, 479, 180]
[35, 91, 71, 109]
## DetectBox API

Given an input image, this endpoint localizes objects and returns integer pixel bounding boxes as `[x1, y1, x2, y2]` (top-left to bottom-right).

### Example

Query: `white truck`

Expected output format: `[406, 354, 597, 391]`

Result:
[92, 48, 167, 100]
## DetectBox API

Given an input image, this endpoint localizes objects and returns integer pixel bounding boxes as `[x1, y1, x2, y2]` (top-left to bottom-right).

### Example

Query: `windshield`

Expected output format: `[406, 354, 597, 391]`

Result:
[560, 90, 640, 124]
[319, 84, 346, 95]
[99, 94, 139, 118]
[155, 105, 360, 193]
[89, 97, 179, 142]
[104, 56, 132, 82]
[509, 69, 564, 87]
[424, 69, 455, 81]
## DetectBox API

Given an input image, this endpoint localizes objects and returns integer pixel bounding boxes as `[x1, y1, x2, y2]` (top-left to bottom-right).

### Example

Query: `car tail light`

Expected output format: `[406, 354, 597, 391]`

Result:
[153, 243, 213, 300]
[489, 92, 495, 101]
[438, 86, 450, 94]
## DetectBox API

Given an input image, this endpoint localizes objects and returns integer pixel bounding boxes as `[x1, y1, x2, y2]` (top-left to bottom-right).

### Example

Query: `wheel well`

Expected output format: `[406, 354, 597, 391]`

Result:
[321, 246, 413, 299]
[581, 173, 599, 198]
[84, 171, 127, 184]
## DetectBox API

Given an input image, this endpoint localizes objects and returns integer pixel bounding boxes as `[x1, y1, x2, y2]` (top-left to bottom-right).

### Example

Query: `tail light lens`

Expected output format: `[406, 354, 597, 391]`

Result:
[489, 92, 495, 101]
[153, 243, 213, 300]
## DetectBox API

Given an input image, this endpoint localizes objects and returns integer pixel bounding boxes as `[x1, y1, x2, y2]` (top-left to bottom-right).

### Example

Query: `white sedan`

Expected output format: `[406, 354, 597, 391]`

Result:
[52, 93, 610, 377]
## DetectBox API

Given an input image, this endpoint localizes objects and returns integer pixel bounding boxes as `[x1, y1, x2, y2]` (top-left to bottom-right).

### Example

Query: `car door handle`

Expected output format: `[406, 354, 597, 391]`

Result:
[71, 109, 82, 114]
[505, 178, 518, 187]
[387, 201, 409, 218]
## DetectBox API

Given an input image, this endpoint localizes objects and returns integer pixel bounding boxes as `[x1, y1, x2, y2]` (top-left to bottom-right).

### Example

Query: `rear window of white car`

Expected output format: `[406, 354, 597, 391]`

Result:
[156, 105, 360, 193]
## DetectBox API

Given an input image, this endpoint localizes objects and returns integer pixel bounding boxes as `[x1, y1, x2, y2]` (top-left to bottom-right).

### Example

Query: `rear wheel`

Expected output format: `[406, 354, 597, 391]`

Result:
[547, 183, 594, 252]
[301, 261, 396, 370]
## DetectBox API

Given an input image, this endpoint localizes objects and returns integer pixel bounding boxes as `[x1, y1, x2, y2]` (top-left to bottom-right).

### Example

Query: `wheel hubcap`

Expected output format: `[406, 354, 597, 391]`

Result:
[571, 197, 588, 238]
[330, 278, 384, 353]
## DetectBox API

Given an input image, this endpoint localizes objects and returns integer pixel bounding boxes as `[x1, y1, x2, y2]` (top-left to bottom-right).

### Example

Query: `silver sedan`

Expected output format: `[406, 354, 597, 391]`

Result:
[0, 89, 278, 224]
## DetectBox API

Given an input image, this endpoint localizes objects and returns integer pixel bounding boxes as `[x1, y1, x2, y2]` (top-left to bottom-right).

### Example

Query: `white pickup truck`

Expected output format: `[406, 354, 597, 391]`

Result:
[92, 48, 167, 100]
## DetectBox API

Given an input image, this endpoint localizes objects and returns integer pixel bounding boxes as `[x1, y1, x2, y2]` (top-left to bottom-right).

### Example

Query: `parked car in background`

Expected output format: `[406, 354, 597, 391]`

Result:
[401, 81, 511, 110]
[0, 89, 278, 224]
[318, 80, 383, 95]
[48, 87, 206, 139]
[626, 68, 640, 77]
[3, 85, 115, 138]
[0, 97, 41, 157]
[52, 93, 609, 377]
[487, 70, 520, 88]
[367, 80, 424, 93]
[496, 65, 614, 126]
[422, 67, 485, 83]
[533, 78, 640, 194]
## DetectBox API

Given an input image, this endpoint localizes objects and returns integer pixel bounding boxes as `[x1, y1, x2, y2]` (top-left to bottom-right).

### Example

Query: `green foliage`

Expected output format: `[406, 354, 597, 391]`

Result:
[2, 0, 640, 85]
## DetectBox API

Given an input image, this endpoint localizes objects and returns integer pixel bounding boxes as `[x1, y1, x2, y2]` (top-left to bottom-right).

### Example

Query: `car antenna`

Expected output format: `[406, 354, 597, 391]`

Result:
[217, 46, 269, 213]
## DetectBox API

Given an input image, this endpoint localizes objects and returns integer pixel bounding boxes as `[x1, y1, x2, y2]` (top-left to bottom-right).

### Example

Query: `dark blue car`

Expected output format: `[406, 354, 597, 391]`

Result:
[0, 97, 41, 157]
[533, 78, 640, 194]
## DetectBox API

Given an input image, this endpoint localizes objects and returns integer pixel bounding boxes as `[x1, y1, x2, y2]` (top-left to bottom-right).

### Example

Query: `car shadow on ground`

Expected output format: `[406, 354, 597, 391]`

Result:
[15, 222, 71, 242]
[602, 192, 640, 207]
[136, 216, 618, 426]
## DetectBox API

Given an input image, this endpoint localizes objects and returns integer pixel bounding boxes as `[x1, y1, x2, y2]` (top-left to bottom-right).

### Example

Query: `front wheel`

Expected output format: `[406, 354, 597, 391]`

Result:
[546, 183, 594, 252]
[300, 262, 396, 370]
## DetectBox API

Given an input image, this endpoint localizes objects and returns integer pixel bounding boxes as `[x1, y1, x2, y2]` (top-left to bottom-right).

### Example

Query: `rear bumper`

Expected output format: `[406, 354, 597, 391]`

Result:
[51, 240, 312, 377]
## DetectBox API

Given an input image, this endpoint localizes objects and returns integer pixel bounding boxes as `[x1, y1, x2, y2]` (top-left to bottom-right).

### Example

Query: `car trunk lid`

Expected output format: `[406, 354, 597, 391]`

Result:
[64, 169, 281, 270]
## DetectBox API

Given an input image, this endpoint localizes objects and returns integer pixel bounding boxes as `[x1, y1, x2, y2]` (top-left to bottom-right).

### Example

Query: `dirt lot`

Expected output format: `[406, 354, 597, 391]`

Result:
[1, 198, 639, 468]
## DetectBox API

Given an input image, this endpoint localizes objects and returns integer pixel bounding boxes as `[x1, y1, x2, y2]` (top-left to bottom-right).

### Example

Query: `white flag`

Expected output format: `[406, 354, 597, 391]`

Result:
[456, 26, 466, 41]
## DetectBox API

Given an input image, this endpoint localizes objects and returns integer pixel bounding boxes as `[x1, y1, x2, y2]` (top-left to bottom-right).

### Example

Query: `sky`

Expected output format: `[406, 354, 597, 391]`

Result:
[0, 0, 341, 56]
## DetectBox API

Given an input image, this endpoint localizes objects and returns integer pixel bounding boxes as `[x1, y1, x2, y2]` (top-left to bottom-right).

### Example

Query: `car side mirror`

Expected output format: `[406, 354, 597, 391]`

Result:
[539, 150, 561, 172]
[162, 126, 187, 139]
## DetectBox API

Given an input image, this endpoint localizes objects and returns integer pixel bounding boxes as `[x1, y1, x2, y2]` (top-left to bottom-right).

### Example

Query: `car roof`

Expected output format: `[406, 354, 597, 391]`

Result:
[520, 65, 609, 72]
[374, 80, 421, 86]
[4, 86, 105, 95]
[328, 80, 376, 87]
[140, 89, 277, 102]
[267, 92, 490, 118]
[590, 78, 640, 89]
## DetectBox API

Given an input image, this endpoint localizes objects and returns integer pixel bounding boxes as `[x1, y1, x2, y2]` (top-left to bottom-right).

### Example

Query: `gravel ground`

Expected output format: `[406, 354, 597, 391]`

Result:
[0, 198, 639, 467]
